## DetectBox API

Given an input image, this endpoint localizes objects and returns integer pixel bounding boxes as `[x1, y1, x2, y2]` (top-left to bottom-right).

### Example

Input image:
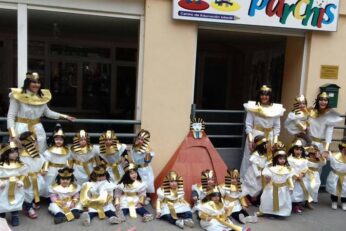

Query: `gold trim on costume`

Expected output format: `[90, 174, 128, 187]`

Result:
[11, 88, 52, 105]
[99, 130, 119, 155]
[48, 146, 69, 155]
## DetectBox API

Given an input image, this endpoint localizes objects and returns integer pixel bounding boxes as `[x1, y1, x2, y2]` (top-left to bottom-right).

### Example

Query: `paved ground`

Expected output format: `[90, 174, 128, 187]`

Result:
[2, 191, 345, 231]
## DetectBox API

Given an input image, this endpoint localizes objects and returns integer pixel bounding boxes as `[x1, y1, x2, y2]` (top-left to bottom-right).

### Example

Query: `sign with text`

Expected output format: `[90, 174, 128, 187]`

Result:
[173, 0, 340, 31]
[321, 65, 339, 79]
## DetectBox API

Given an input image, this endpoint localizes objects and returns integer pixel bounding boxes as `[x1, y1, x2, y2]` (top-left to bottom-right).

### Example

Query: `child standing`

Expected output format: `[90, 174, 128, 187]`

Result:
[326, 141, 346, 210]
[116, 163, 154, 222]
[0, 142, 28, 226]
[287, 139, 313, 214]
[259, 148, 294, 217]
[156, 171, 194, 229]
[41, 124, 70, 197]
[48, 167, 82, 224]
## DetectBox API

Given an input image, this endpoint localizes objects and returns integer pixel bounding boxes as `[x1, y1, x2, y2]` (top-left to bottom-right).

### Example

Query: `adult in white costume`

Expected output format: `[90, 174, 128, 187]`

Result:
[70, 130, 99, 185]
[326, 141, 346, 210]
[305, 145, 326, 203]
[287, 140, 313, 214]
[7, 72, 75, 154]
[96, 130, 127, 182]
[19, 131, 45, 219]
[240, 85, 285, 177]
[80, 165, 121, 226]
[0, 142, 28, 226]
[285, 95, 312, 145]
[259, 149, 294, 217]
[308, 92, 342, 152]
[48, 167, 82, 224]
[129, 129, 155, 193]
[156, 171, 194, 229]
[41, 124, 70, 197]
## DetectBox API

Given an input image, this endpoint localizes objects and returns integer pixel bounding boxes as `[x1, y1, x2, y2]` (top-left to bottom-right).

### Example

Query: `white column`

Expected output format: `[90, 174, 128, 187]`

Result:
[135, 15, 145, 121]
[299, 33, 309, 94]
[17, 3, 28, 87]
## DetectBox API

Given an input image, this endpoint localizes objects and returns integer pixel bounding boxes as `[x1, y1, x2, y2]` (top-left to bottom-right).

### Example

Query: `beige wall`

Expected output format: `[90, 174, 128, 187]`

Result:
[280, 36, 305, 145]
[141, 0, 197, 176]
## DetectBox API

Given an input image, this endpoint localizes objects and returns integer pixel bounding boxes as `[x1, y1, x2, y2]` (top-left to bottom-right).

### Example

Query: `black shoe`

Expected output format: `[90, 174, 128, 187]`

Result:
[54, 216, 67, 224]
[72, 210, 81, 219]
[11, 215, 20, 226]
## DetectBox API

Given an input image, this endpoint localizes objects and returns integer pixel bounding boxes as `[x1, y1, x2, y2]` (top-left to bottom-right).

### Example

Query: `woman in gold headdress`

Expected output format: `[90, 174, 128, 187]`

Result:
[41, 124, 70, 198]
[240, 85, 285, 178]
[97, 130, 127, 183]
[156, 171, 194, 229]
[7, 72, 75, 154]
[0, 142, 28, 226]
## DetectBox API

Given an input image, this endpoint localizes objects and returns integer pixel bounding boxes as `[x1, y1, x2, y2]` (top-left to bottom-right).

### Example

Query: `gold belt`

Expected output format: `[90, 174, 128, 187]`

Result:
[15, 117, 40, 133]
[293, 175, 313, 202]
[107, 162, 121, 181]
[254, 125, 273, 139]
[125, 192, 138, 197]
[332, 169, 346, 197]
[308, 167, 319, 172]
[55, 198, 75, 221]
[73, 158, 95, 177]
[27, 172, 40, 203]
[0, 176, 25, 204]
[49, 162, 66, 168]
[272, 181, 289, 212]
[311, 136, 325, 143]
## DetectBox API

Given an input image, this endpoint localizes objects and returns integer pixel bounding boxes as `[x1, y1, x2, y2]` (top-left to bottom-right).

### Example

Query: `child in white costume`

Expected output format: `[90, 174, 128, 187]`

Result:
[0, 142, 28, 226]
[219, 169, 257, 224]
[241, 85, 285, 177]
[70, 130, 99, 185]
[7, 72, 74, 154]
[48, 167, 82, 224]
[41, 124, 70, 197]
[285, 95, 312, 145]
[80, 165, 121, 226]
[259, 148, 294, 217]
[242, 135, 268, 204]
[115, 163, 154, 223]
[129, 129, 155, 193]
[306, 145, 326, 203]
[19, 131, 45, 219]
[97, 130, 127, 182]
[287, 139, 313, 214]
[156, 171, 194, 229]
[197, 188, 251, 231]
[326, 141, 346, 210]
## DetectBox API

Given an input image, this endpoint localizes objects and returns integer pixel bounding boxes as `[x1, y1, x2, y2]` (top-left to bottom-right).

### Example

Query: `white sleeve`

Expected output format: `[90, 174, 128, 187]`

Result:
[273, 116, 281, 136]
[7, 95, 19, 129]
[43, 104, 61, 119]
[324, 125, 334, 144]
[245, 112, 254, 135]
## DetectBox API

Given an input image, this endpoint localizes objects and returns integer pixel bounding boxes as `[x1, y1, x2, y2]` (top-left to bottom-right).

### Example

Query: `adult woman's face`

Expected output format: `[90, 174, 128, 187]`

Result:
[28, 80, 41, 94]
[260, 94, 270, 105]
[318, 98, 328, 110]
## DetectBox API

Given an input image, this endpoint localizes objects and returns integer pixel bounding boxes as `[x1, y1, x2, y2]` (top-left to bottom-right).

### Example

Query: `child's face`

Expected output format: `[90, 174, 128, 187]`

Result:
[97, 175, 107, 182]
[341, 147, 346, 155]
[61, 178, 71, 187]
[211, 195, 220, 202]
[9, 150, 18, 161]
[293, 147, 302, 158]
[169, 180, 177, 189]
[207, 178, 215, 187]
[54, 136, 64, 147]
[79, 138, 87, 147]
[129, 170, 138, 181]
[135, 137, 144, 146]
[105, 138, 113, 147]
[278, 156, 286, 165]
[298, 102, 307, 110]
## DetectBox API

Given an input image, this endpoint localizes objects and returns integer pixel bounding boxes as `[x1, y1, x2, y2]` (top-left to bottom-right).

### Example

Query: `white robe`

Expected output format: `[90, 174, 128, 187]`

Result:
[95, 143, 127, 183]
[326, 153, 346, 197]
[288, 156, 310, 203]
[240, 101, 285, 177]
[306, 158, 326, 202]
[130, 149, 155, 193]
[41, 149, 70, 197]
[242, 151, 268, 197]
[70, 146, 98, 185]
[219, 184, 243, 214]
[156, 187, 191, 216]
[117, 180, 147, 210]
[7, 91, 62, 154]
[48, 183, 82, 215]
[0, 162, 28, 213]
[259, 166, 293, 216]
[284, 111, 309, 136]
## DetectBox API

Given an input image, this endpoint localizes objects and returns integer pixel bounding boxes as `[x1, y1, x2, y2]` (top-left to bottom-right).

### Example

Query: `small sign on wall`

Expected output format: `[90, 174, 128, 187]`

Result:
[320, 65, 339, 79]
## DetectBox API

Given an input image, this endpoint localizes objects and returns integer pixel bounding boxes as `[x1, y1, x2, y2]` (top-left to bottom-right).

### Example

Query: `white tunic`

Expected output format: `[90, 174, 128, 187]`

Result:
[48, 183, 82, 215]
[306, 158, 326, 202]
[285, 111, 309, 136]
[130, 149, 155, 193]
[219, 184, 242, 214]
[117, 180, 147, 210]
[0, 162, 28, 213]
[240, 101, 285, 177]
[95, 144, 127, 183]
[7, 91, 62, 154]
[70, 146, 98, 185]
[326, 153, 346, 197]
[242, 151, 268, 197]
[259, 166, 293, 216]
[288, 156, 310, 203]
[20, 155, 45, 203]
[41, 149, 70, 197]
[156, 187, 191, 216]
[308, 109, 342, 150]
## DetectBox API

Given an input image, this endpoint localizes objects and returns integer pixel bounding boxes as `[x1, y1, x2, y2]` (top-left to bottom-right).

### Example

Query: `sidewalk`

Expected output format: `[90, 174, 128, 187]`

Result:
[4, 192, 344, 231]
